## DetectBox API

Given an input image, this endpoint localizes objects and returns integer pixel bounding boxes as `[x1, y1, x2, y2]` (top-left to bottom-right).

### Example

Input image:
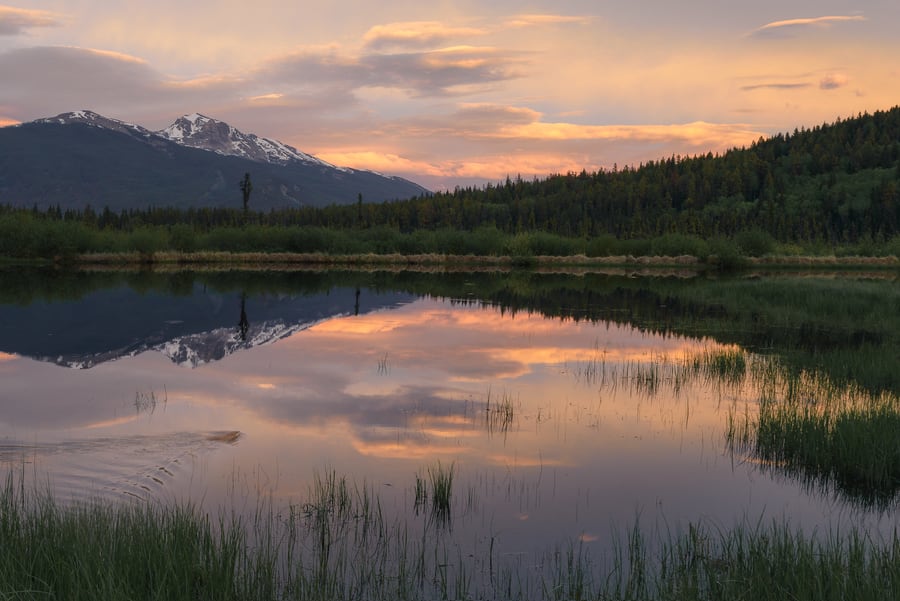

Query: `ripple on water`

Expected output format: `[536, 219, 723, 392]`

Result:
[0, 431, 242, 504]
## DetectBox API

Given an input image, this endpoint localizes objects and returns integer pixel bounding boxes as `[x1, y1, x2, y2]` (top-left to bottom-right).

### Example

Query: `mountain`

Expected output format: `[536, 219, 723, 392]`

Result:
[0, 283, 415, 369]
[0, 110, 429, 211]
[158, 112, 338, 168]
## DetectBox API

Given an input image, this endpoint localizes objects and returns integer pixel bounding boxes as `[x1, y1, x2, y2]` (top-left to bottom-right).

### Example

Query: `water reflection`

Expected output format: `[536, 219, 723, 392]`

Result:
[0, 269, 898, 562]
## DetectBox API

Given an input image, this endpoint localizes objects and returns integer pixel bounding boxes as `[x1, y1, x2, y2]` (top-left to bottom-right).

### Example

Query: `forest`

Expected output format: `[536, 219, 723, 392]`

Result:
[2, 106, 899, 261]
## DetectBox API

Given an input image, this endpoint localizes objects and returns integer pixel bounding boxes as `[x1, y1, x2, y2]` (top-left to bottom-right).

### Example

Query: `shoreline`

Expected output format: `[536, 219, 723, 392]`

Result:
[29, 250, 900, 269]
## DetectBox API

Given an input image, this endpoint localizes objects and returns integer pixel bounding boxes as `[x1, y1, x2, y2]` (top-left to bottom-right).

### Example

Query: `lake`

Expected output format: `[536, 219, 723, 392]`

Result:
[1, 267, 898, 593]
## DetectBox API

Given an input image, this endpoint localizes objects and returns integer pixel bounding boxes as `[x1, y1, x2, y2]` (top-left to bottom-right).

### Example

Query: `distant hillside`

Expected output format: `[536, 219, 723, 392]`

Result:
[293, 106, 897, 244]
[0, 111, 429, 211]
[355, 107, 899, 242]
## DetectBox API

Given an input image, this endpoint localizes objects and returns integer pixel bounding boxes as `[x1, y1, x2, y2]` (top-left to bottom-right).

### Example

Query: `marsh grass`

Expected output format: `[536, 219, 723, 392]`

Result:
[428, 461, 455, 527]
[572, 344, 749, 398]
[0, 475, 249, 601]
[727, 362, 900, 507]
[484, 387, 517, 436]
[4, 471, 900, 600]
[568, 342, 900, 507]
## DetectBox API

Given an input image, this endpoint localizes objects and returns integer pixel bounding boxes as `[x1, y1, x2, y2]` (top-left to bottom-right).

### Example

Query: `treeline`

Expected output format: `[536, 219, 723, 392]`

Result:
[2, 107, 900, 258]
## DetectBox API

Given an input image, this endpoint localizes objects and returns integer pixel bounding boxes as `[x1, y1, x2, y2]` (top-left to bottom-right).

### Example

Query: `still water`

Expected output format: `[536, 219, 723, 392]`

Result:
[0, 268, 897, 561]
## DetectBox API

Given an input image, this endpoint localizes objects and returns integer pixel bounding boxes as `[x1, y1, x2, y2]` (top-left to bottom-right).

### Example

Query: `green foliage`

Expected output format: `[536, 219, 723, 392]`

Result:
[129, 227, 167, 258]
[618, 238, 652, 257]
[734, 228, 776, 256]
[649, 233, 709, 257]
[706, 237, 747, 270]
[586, 233, 619, 257]
[168, 223, 197, 252]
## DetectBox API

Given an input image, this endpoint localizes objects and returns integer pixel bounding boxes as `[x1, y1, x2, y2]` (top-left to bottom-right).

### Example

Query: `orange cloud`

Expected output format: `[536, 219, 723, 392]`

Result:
[363, 21, 487, 50]
[504, 14, 593, 28]
[0, 6, 63, 35]
[757, 15, 866, 31]
[751, 15, 866, 37]
[315, 150, 447, 177]
[491, 120, 765, 146]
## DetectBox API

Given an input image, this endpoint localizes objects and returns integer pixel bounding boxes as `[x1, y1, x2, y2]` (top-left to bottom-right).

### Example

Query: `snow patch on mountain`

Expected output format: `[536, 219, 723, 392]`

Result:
[157, 113, 348, 171]
[36, 110, 154, 138]
[46, 317, 327, 370]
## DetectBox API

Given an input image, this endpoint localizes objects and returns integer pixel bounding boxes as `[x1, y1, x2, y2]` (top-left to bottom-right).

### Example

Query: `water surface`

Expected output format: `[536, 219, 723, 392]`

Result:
[1, 268, 897, 561]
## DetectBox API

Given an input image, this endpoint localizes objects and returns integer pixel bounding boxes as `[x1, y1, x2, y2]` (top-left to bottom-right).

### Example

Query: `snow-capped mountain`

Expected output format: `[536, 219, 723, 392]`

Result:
[157, 113, 343, 170]
[35, 109, 155, 138]
[0, 110, 430, 210]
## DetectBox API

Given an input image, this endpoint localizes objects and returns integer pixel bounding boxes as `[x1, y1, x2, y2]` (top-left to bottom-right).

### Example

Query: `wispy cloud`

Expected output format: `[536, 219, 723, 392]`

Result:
[819, 73, 849, 90]
[0, 5, 63, 35]
[363, 21, 486, 51]
[751, 15, 866, 38]
[504, 14, 593, 28]
[263, 44, 525, 97]
[740, 82, 811, 91]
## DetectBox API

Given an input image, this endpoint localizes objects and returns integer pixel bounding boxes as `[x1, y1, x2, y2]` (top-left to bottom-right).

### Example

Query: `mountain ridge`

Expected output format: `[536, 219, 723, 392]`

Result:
[0, 110, 429, 210]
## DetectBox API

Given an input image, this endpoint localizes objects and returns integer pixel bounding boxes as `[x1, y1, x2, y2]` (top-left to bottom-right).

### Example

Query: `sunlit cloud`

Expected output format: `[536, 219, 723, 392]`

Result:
[492, 120, 766, 148]
[363, 21, 487, 50]
[248, 92, 284, 102]
[504, 14, 593, 28]
[820, 73, 849, 90]
[316, 151, 446, 177]
[0, 5, 63, 35]
[751, 15, 867, 38]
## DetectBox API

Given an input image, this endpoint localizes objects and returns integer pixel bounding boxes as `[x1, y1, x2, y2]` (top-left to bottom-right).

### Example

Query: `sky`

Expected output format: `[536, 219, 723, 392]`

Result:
[1, 1, 898, 190]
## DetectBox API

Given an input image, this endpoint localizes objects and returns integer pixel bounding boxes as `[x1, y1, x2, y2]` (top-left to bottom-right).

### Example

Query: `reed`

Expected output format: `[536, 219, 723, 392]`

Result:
[4, 471, 900, 600]
[727, 364, 900, 507]
[428, 461, 455, 527]
[484, 387, 516, 435]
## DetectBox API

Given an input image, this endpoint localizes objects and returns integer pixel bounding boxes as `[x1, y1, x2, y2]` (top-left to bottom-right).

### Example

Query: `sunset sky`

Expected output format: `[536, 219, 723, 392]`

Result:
[1, 1, 898, 190]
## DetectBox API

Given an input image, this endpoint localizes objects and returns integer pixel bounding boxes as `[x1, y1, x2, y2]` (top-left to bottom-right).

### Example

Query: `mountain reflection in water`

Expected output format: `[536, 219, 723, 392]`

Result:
[1, 268, 898, 560]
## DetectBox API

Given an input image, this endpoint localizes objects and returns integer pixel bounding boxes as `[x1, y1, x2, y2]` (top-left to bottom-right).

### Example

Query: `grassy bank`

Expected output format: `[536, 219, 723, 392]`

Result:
[18, 249, 900, 274]
[3, 472, 900, 600]
[2, 211, 899, 269]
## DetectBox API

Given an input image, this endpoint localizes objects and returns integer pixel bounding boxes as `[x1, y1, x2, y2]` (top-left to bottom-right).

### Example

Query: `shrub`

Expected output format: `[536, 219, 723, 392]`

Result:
[466, 226, 507, 256]
[168, 223, 196, 253]
[617, 238, 652, 257]
[734, 228, 775, 257]
[286, 227, 329, 253]
[129, 227, 168, 259]
[886, 235, 900, 258]
[586, 234, 619, 257]
[650, 233, 709, 257]
[522, 231, 582, 256]
[708, 237, 748, 270]
[429, 228, 470, 255]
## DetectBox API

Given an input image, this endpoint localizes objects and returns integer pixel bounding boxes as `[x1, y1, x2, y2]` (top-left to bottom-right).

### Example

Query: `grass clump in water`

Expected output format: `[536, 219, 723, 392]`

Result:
[428, 461, 454, 527]
[727, 365, 900, 507]
[484, 387, 516, 436]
